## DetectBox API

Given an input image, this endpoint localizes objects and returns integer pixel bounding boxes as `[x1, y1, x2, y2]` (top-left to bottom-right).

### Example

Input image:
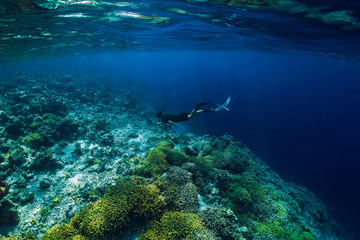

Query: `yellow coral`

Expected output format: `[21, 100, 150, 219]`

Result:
[42, 223, 78, 240]
[140, 211, 204, 240]
[75, 198, 130, 238]
[70, 177, 165, 238]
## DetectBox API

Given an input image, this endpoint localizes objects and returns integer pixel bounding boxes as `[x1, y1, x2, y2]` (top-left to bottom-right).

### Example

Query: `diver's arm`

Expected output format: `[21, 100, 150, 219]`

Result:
[168, 120, 179, 126]
[157, 120, 179, 126]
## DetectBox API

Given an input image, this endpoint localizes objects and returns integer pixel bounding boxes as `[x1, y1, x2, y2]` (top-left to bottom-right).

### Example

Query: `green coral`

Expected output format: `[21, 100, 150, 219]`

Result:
[30, 113, 73, 130]
[161, 148, 188, 166]
[40, 207, 50, 218]
[137, 141, 189, 178]
[72, 198, 129, 238]
[106, 178, 166, 220]
[222, 172, 268, 216]
[21, 133, 43, 149]
[0, 232, 37, 240]
[127, 183, 166, 219]
[189, 155, 214, 179]
[139, 211, 204, 240]
[50, 195, 61, 208]
[155, 140, 175, 149]
[254, 220, 316, 240]
[42, 223, 86, 240]
[139, 147, 168, 177]
[211, 144, 249, 174]
[29, 113, 79, 146]
[70, 177, 165, 238]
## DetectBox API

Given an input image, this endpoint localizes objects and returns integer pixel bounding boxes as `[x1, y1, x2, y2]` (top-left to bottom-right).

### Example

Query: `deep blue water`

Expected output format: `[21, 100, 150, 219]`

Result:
[2, 51, 360, 237]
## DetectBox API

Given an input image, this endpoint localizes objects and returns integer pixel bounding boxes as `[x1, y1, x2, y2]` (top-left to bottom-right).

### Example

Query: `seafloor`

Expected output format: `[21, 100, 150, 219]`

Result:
[0, 73, 341, 240]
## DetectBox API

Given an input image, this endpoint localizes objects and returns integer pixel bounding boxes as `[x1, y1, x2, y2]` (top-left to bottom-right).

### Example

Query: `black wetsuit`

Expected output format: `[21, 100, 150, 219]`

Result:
[158, 103, 217, 124]
[160, 112, 190, 123]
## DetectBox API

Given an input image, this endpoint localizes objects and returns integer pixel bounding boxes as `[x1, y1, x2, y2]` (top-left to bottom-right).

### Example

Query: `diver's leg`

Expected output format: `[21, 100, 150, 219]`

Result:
[189, 103, 202, 118]
[189, 103, 217, 118]
[194, 102, 216, 112]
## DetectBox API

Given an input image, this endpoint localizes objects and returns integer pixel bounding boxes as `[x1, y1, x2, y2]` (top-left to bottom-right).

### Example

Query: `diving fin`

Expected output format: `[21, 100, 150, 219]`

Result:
[214, 96, 231, 111]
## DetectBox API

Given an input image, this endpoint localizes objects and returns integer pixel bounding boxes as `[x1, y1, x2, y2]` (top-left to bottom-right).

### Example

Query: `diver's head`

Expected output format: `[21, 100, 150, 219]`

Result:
[156, 111, 163, 119]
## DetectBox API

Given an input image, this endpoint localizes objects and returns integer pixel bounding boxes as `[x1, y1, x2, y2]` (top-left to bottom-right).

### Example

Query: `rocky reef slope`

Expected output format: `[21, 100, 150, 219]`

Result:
[0, 73, 340, 240]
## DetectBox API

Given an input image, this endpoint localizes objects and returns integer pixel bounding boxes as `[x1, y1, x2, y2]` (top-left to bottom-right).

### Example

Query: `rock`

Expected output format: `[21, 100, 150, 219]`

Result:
[0, 110, 10, 124]
[28, 151, 59, 170]
[66, 205, 78, 219]
[0, 160, 11, 171]
[0, 199, 19, 226]
[5, 117, 25, 137]
[39, 178, 51, 189]
[128, 132, 138, 138]
[8, 150, 26, 166]
[24, 172, 34, 180]
[99, 133, 114, 146]
[20, 191, 34, 204]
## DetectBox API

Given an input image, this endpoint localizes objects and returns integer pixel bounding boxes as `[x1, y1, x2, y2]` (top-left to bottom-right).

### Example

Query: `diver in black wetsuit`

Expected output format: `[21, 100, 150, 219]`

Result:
[156, 96, 230, 125]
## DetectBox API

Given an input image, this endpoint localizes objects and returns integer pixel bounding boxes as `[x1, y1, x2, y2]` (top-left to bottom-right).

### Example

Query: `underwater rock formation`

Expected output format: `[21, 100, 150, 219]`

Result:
[0, 199, 19, 226]
[0, 73, 341, 240]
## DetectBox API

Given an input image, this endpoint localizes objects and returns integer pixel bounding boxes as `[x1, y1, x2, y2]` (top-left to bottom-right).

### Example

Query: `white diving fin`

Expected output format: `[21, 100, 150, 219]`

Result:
[214, 96, 231, 111]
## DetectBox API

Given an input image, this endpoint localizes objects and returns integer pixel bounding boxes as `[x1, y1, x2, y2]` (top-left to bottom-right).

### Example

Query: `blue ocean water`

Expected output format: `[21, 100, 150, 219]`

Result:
[1, 0, 360, 238]
[2, 51, 360, 237]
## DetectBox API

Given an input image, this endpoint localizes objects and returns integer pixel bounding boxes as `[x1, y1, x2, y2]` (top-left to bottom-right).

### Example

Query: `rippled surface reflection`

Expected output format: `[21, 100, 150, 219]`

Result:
[1, 0, 360, 64]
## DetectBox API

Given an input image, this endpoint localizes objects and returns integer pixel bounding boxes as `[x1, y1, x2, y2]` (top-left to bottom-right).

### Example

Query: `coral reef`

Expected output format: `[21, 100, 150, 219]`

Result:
[139, 211, 205, 240]
[0, 73, 342, 240]
[0, 181, 8, 200]
[69, 177, 165, 238]
[199, 207, 243, 239]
